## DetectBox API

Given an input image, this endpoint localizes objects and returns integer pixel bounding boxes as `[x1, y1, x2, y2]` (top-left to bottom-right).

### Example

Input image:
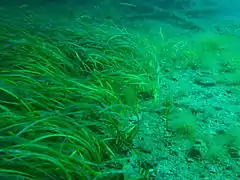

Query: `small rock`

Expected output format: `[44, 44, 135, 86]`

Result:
[194, 76, 216, 87]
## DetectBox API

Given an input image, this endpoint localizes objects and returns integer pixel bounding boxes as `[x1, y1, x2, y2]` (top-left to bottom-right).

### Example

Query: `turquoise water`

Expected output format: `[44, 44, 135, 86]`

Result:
[1, 1, 240, 179]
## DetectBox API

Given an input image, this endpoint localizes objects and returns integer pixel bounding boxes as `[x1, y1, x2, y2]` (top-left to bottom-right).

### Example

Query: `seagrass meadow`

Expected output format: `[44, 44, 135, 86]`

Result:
[0, 15, 160, 179]
[1, 1, 240, 180]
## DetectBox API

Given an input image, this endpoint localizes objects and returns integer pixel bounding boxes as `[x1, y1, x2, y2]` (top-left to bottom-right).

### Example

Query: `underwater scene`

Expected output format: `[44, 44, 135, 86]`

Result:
[0, 0, 240, 179]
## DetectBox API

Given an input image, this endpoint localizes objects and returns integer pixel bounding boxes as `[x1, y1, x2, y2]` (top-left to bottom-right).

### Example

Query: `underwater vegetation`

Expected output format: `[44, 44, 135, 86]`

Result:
[1, 1, 240, 179]
[0, 16, 160, 179]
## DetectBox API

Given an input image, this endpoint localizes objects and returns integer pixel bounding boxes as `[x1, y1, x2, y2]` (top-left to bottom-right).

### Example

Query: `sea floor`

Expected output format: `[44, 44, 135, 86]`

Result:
[2, 1, 240, 179]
